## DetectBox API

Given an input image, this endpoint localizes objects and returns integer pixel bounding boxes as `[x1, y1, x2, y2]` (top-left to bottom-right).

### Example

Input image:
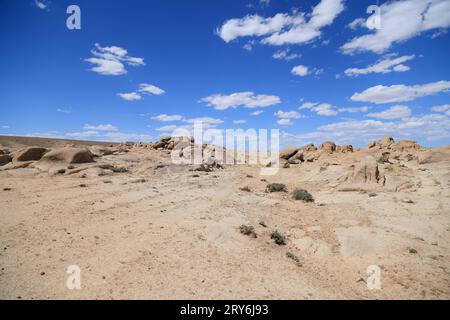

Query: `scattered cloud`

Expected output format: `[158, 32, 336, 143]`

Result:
[346, 18, 366, 30]
[431, 104, 450, 112]
[341, 0, 450, 54]
[272, 49, 301, 61]
[250, 110, 264, 116]
[337, 106, 370, 113]
[34, 0, 48, 10]
[83, 124, 118, 131]
[151, 114, 184, 122]
[201, 91, 281, 110]
[367, 105, 412, 119]
[299, 102, 338, 116]
[216, 0, 344, 46]
[139, 83, 165, 96]
[260, 0, 270, 7]
[56, 108, 72, 113]
[277, 118, 294, 126]
[274, 110, 303, 119]
[344, 54, 415, 77]
[351, 80, 450, 104]
[117, 92, 142, 101]
[291, 65, 309, 77]
[85, 43, 145, 76]
[233, 120, 247, 124]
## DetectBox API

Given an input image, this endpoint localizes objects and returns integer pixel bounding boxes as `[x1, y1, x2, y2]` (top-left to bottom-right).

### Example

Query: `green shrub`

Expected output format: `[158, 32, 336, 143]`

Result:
[286, 252, 300, 263]
[266, 183, 287, 193]
[239, 225, 257, 238]
[292, 189, 314, 202]
[270, 230, 286, 245]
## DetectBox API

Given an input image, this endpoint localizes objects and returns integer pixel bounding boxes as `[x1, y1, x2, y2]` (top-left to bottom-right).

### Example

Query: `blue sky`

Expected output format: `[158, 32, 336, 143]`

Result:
[0, 0, 449, 147]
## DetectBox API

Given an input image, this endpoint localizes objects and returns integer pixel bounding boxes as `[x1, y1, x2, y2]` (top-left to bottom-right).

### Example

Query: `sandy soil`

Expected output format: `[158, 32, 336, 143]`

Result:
[0, 136, 449, 299]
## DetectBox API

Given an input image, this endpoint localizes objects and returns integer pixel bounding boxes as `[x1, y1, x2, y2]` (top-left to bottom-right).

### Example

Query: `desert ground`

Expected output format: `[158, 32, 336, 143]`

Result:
[0, 135, 449, 300]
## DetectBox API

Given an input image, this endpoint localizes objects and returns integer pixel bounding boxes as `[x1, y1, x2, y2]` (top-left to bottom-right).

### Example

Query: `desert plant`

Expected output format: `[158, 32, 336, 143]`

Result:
[270, 230, 286, 245]
[286, 251, 300, 263]
[292, 189, 314, 202]
[239, 225, 257, 238]
[266, 183, 287, 193]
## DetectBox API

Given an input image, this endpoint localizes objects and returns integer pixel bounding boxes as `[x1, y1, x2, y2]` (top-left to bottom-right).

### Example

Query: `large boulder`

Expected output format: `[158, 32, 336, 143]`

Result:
[379, 136, 394, 148]
[336, 145, 354, 153]
[339, 156, 385, 191]
[368, 140, 377, 149]
[89, 146, 114, 157]
[41, 147, 94, 164]
[14, 147, 48, 162]
[0, 154, 12, 166]
[393, 140, 421, 152]
[279, 147, 299, 160]
[302, 143, 317, 152]
[320, 141, 336, 153]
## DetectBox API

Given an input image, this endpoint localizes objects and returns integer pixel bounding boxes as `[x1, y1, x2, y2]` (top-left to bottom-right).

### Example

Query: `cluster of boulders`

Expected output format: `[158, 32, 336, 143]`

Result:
[368, 136, 421, 152]
[0, 146, 96, 170]
[279, 141, 354, 165]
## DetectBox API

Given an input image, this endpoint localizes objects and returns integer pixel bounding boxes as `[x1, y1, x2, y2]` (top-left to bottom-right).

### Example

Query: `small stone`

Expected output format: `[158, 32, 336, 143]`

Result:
[409, 248, 418, 254]
[402, 198, 414, 204]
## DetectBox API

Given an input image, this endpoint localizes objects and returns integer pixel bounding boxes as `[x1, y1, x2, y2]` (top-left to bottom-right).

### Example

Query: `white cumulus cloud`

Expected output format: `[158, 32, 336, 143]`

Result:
[351, 80, 450, 104]
[201, 91, 281, 110]
[344, 54, 415, 77]
[341, 0, 450, 54]
[367, 105, 412, 119]
[216, 0, 344, 46]
[85, 43, 145, 76]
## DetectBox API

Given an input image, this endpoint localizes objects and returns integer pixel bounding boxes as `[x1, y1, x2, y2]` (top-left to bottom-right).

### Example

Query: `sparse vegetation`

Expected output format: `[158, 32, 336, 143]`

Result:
[266, 183, 287, 193]
[239, 225, 257, 238]
[292, 188, 314, 202]
[286, 252, 300, 263]
[240, 186, 251, 192]
[270, 230, 286, 245]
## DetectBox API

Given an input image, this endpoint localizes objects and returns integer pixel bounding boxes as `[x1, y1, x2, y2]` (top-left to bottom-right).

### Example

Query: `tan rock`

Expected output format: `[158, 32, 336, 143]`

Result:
[320, 141, 336, 153]
[41, 147, 94, 164]
[379, 136, 394, 148]
[0, 154, 12, 166]
[279, 147, 299, 160]
[339, 156, 385, 191]
[14, 147, 48, 162]
[393, 140, 421, 152]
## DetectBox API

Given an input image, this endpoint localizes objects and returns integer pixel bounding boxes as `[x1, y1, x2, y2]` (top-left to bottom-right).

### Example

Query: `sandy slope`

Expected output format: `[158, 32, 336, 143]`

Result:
[0, 137, 449, 299]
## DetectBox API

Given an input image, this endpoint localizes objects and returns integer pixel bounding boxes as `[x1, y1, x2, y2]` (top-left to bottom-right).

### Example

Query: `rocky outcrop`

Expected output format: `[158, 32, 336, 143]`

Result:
[339, 156, 385, 191]
[41, 147, 94, 164]
[14, 147, 48, 162]
[279, 147, 299, 160]
[393, 140, 421, 152]
[0, 154, 12, 166]
[379, 136, 394, 148]
[336, 145, 353, 153]
[320, 141, 336, 153]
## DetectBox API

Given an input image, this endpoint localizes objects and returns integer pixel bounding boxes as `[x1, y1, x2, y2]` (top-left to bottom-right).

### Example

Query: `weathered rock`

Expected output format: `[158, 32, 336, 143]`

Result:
[279, 147, 299, 160]
[41, 147, 94, 164]
[368, 140, 377, 148]
[89, 146, 114, 157]
[336, 145, 353, 153]
[302, 143, 317, 152]
[393, 140, 421, 152]
[379, 136, 394, 148]
[0, 154, 12, 166]
[339, 156, 385, 191]
[14, 147, 47, 162]
[320, 141, 336, 153]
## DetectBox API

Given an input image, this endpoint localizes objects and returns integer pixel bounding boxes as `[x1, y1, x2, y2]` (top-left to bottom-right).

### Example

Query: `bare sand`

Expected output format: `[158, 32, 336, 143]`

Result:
[0, 136, 449, 299]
